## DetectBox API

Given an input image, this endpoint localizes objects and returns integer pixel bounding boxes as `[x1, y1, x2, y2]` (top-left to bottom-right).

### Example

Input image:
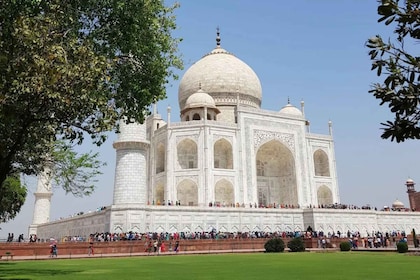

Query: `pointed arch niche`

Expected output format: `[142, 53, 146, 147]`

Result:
[214, 179, 234, 206]
[154, 182, 164, 205]
[155, 143, 165, 173]
[313, 149, 330, 176]
[214, 139, 233, 169]
[317, 185, 333, 205]
[256, 140, 297, 206]
[177, 139, 198, 169]
[177, 179, 198, 206]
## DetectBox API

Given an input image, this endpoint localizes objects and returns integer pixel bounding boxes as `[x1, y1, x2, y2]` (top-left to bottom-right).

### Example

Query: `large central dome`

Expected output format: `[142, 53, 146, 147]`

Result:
[178, 34, 262, 111]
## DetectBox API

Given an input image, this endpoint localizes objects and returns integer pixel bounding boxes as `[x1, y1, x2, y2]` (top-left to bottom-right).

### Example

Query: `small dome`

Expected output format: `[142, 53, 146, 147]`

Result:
[185, 89, 216, 108]
[181, 89, 220, 115]
[392, 199, 404, 209]
[279, 103, 302, 116]
[406, 178, 415, 184]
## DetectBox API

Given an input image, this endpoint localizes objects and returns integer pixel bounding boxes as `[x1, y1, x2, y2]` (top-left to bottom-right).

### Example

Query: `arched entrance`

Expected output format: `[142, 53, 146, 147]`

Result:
[256, 140, 297, 206]
[177, 179, 198, 206]
[214, 179, 234, 206]
[317, 185, 333, 205]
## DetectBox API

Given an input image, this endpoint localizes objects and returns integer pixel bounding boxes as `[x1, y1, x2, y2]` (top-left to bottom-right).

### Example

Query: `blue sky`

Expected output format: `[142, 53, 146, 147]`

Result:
[2, 0, 420, 239]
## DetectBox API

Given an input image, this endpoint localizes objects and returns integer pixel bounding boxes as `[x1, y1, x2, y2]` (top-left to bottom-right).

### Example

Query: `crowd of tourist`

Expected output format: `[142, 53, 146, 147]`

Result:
[63, 202, 412, 213]
[5, 228, 412, 252]
[47, 202, 412, 226]
[57, 206, 108, 221]
[5, 233, 25, 242]
[312, 229, 409, 249]
[51, 228, 409, 247]
[150, 200, 380, 210]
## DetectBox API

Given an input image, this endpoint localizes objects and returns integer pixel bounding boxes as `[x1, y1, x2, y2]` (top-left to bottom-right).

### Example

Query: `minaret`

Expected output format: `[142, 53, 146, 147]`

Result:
[112, 120, 149, 206]
[29, 167, 53, 236]
[406, 178, 418, 211]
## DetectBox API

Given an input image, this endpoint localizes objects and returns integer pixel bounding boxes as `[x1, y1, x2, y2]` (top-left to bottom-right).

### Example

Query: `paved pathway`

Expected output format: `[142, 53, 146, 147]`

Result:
[4, 248, 267, 261]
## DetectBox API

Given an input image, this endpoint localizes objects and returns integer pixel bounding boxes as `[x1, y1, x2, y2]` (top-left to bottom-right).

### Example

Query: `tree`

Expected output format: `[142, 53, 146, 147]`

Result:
[0, 141, 102, 223]
[0, 176, 27, 223]
[50, 141, 105, 197]
[0, 1, 182, 190]
[366, 0, 420, 142]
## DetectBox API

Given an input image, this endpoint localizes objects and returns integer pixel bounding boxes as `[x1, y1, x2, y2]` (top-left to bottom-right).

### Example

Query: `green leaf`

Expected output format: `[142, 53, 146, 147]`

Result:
[385, 16, 395, 25]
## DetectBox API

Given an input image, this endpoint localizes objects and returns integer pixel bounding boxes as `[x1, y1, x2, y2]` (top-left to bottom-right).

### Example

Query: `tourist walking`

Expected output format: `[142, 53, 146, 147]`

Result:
[153, 240, 158, 253]
[88, 242, 94, 256]
[174, 240, 179, 253]
[50, 244, 57, 257]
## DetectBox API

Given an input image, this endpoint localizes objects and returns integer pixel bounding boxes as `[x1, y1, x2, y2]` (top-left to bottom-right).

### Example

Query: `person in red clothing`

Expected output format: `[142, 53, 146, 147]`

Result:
[160, 241, 165, 253]
[88, 242, 94, 256]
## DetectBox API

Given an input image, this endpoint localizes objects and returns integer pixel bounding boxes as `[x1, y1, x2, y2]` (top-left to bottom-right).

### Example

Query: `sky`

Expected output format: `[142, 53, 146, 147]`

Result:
[2, 0, 420, 239]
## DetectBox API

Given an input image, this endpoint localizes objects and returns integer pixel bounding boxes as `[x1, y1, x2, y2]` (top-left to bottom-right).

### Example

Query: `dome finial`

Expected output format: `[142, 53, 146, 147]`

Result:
[216, 26, 221, 48]
[198, 82, 202, 90]
[287, 97, 290, 104]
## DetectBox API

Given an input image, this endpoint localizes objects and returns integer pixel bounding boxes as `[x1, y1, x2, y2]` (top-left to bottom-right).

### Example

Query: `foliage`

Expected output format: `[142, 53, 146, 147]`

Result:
[0, 0, 182, 213]
[50, 141, 105, 196]
[397, 241, 409, 253]
[264, 238, 285, 253]
[367, 0, 420, 142]
[0, 175, 27, 223]
[287, 237, 306, 252]
[339, 241, 352, 251]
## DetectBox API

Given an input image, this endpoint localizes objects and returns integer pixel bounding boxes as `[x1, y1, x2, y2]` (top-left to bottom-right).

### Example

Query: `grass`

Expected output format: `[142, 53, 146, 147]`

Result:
[0, 252, 418, 280]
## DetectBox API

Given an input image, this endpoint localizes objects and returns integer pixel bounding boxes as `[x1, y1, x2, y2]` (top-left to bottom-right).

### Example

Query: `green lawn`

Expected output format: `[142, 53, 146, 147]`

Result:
[0, 252, 417, 280]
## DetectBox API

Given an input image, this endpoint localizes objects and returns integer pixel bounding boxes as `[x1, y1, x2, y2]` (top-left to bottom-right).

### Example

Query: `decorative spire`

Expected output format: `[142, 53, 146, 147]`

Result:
[199, 82, 202, 90]
[328, 120, 333, 136]
[300, 99, 305, 116]
[216, 27, 221, 48]
[287, 97, 290, 104]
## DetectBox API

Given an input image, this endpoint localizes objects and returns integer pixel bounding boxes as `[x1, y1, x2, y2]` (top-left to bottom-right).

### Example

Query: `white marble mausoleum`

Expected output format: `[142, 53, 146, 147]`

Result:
[29, 32, 420, 239]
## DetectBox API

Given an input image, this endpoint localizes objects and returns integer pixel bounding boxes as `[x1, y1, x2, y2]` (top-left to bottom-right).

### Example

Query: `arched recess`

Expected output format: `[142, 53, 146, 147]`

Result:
[214, 139, 233, 169]
[177, 139, 198, 169]
[154, 182, 164, 205]
[256, 140, 297, 206]
[215, 179, 234, 205]
[317, 185, 333, 205]
[177, 179, 198, 206]
[155, 142, 165, 173]
[314, 149, 330, 176]
[192, 113, 200, 120]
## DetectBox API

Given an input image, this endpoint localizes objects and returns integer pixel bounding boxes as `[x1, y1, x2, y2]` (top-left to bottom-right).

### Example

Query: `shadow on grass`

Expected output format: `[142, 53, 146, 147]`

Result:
[0, 262, 82, 279]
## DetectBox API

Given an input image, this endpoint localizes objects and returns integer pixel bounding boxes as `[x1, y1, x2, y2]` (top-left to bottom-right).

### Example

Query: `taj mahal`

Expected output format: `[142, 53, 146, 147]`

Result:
[29, 31, 420, 239]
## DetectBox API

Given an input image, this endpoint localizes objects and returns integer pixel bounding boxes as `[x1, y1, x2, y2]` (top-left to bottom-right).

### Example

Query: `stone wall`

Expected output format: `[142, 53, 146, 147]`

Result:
[1, 237, 416, 258]
[0, 239, 269, 257]
[35, 209, 110, 240]
[31, 207, 420, 241]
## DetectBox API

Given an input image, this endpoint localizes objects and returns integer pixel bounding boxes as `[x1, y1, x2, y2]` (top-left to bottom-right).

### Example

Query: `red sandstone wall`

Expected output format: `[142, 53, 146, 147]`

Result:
[0, 239, 268, 257]
[0, 237, 411, 257]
